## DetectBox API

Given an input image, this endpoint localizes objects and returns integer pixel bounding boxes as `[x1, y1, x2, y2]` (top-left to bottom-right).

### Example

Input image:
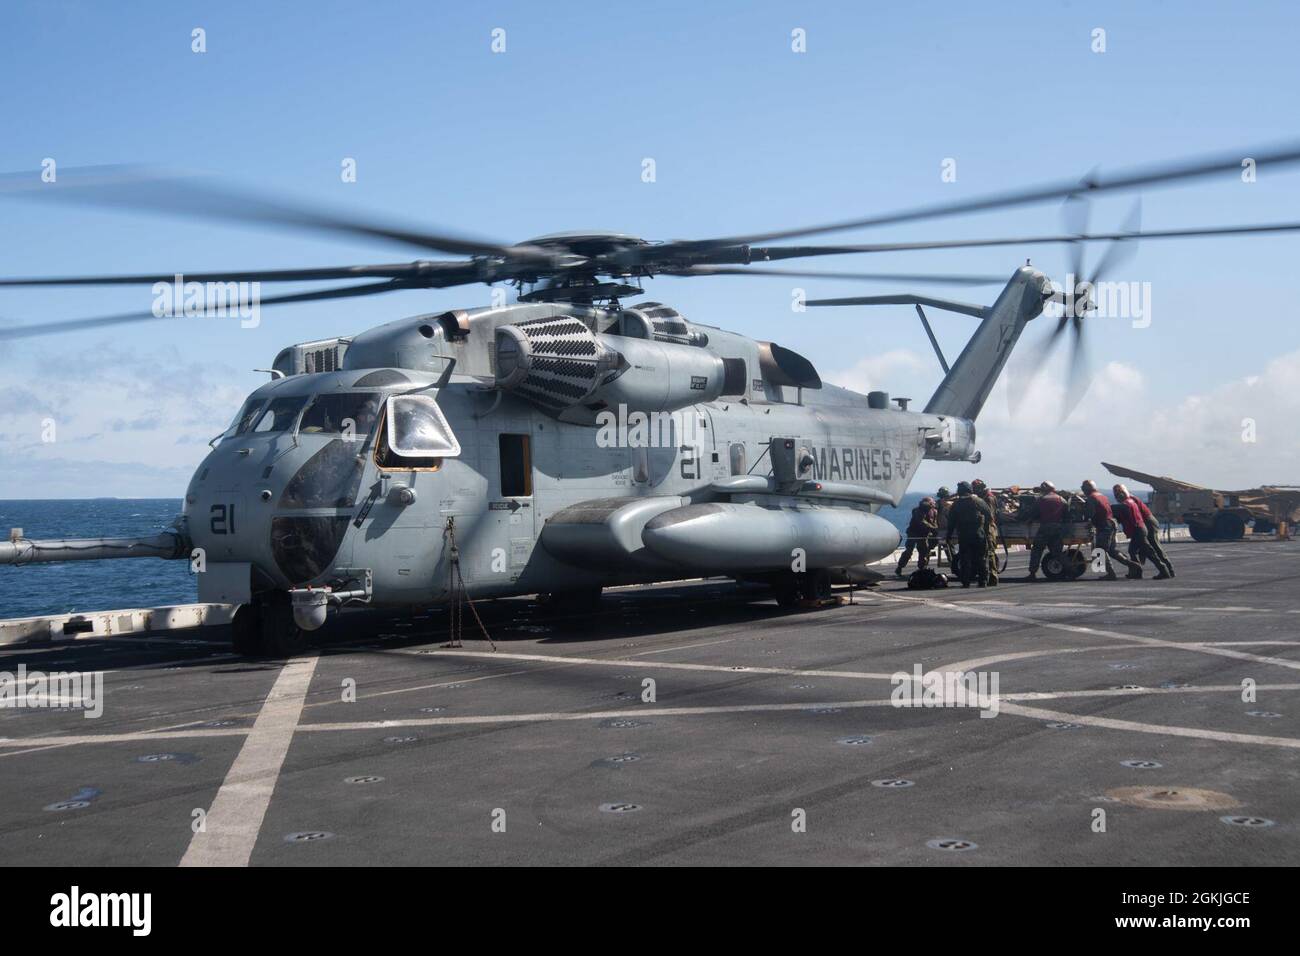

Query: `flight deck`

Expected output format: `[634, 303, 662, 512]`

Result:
[1, 539, 1296, 866]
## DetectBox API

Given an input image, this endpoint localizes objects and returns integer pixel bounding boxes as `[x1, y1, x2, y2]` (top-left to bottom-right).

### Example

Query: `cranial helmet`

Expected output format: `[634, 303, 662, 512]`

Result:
[957, 481, 973, 495]
[1040, 480, 1056, 493]
[1082, 479, 1098, 494]
[937, 486, 951, 498]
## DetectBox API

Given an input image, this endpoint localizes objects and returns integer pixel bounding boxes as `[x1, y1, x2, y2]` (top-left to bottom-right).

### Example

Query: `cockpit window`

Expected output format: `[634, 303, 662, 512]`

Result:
[299, 392, 381, 439]
[226, 398, 267, 438]
[251, 396, 308, 434]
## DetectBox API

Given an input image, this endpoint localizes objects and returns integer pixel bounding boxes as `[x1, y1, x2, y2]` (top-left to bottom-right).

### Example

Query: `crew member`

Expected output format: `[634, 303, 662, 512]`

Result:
[1114, 483, 1175, 578]
[945, 481, 993, 588]
[896, 496, 938, 576]
[1026, 480, 1067, 581]
[971, 478, 1000, 586]
[1114, 486, 1173, 579]
[935, 487, 953, 570]
[1082, 479, 1142, 580]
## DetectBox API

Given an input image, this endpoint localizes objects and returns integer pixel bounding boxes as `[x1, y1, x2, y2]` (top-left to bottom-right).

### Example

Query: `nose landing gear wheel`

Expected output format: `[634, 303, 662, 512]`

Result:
[230, 603, 262, 657]
[231, 594, 307, 657]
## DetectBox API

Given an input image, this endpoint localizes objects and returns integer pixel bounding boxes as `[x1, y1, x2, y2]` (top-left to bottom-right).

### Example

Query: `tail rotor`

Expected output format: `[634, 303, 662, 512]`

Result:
[1011, 190, 1142, 421]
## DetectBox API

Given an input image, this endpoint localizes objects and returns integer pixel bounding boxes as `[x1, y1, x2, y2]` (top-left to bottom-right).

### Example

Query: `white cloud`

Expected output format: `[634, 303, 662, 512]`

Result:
[0, 343, 253, 497]
[830, 344, 1300, 493]
[824, 349, 928, 395]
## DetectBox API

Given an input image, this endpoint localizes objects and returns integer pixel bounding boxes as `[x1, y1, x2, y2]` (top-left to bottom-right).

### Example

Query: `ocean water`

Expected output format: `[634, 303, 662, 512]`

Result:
[0, 494, 927, 620]
[0, 499, 195, 619]
[876, 492, 926, 535]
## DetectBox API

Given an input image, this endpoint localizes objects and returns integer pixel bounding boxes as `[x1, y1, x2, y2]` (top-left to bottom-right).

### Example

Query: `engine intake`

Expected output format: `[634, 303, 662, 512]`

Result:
[494, 317, 725, 423]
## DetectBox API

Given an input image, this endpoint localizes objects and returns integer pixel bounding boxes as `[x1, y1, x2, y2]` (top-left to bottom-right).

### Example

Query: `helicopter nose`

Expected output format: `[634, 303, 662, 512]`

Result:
[187, 434, 364, 587]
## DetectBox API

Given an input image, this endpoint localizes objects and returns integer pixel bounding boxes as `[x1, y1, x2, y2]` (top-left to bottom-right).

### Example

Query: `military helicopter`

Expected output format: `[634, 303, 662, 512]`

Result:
[3, 145, 1300, 655]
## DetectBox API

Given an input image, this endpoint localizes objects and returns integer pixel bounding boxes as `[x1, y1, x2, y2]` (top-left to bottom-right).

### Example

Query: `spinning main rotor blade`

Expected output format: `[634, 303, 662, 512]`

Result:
[0, 261, 477, 287]
[652, 140, 1300, 253]
[661, 265, 1005, 285]
[0, 165, 551, 261]
[5, 214, 1296, 289]
[0, 279, 412, 341]
[745, 219, 1300, 262]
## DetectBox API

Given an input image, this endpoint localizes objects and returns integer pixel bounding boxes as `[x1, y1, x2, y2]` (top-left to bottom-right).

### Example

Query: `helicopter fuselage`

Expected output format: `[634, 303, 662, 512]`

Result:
[4, 266, 1049, 652]
[184, 364, 947, 611]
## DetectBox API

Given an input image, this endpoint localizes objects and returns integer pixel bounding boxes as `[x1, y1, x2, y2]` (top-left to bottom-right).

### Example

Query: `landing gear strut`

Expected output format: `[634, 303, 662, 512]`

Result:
[773, 569, 832, 607]
[230, 592, 307, 658]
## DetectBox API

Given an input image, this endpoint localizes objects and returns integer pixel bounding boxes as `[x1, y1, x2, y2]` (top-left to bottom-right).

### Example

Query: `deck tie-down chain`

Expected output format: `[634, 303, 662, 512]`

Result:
[442, 517, 496, 651]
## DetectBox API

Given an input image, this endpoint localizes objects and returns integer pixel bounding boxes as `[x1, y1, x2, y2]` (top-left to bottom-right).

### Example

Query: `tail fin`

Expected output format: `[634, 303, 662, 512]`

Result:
[923, 266, 1050, 420]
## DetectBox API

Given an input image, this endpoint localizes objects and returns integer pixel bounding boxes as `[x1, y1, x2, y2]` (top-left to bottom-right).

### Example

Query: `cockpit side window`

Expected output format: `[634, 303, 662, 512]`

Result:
[374, 407, 439, 470]
[251, 396, 308, 434]
[372, 394, 460, 470]
[299, 392, 381, 439]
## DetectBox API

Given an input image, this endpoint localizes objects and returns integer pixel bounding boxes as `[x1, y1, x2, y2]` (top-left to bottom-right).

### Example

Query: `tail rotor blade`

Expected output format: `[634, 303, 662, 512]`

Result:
[1088, 198, 1143, 285]
[1008, 313, 1069, 413]
[1061, 175, 1097, 309]
[1060, 316, 1094, 422]
[1060, 198, 1142, 419]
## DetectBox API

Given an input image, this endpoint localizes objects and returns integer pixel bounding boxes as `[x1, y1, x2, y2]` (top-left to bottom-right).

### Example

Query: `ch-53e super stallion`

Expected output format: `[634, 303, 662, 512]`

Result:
[3, 145, 1300, 655]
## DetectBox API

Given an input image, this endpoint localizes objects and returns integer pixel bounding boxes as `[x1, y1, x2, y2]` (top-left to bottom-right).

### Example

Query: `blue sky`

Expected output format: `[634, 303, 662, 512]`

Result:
[2, 0, 1298, 496]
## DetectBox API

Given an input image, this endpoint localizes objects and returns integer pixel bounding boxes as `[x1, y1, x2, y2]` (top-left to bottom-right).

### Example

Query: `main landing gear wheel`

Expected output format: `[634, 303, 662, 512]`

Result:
[538, 588, 603, 612]
[231, 593, 307, 658]
[773, 575, 800, 608]
[798, 568, 833, 602]
[771, 569, 831, 608]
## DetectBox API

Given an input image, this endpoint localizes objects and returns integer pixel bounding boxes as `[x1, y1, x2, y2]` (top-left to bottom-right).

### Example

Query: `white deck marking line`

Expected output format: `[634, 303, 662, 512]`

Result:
[179, 656, 318, 867]
[945, 643, 1155, 674]
[296, 698, 900, 730]
[4, 681, 1297, 750]
[1005, 683, 1300, 701]
[630, 638, 739, 656]
[428, 648, 895, 680]
[943, 641, 1299, 675]
[0, 666, 548, 755]
[879, 591, 1300, 672]
[151, 665, 542, 732]
[302, 666, 537, 709]
[999, 701, 1300, 749]
[297, 682, 1300, 732]
[961, 600, 1278, 614]
[0, 726, 248, 752]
